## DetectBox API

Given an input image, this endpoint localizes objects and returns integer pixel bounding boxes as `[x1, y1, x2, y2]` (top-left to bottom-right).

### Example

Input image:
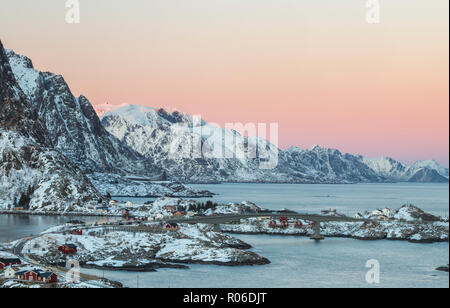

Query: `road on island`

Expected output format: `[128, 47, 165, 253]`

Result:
[10, 226, 107, 286]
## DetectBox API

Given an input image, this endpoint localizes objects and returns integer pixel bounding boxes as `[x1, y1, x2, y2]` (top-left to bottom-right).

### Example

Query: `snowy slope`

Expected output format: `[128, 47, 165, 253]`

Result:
[412, 160, 449, 179]
[363, 156, 448, 183]
[102, 105, 284, 183]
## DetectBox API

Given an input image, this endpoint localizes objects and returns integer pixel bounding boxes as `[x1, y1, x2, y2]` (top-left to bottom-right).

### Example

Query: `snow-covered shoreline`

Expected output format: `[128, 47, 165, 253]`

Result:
[87, 173, 214, 198]
[1, 200, 447, 289]
[18, 224, 269, 272]
[221, 223, 449, 244]
[220, 205, 449, 244]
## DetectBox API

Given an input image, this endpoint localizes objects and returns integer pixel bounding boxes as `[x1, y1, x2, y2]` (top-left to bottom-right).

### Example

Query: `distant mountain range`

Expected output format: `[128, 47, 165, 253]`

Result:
[101, 104, 449, 184]
[0, 41, 448, 215]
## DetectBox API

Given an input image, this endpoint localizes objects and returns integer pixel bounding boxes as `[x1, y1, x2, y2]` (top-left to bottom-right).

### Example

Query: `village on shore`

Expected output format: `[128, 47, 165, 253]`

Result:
[1, 197, 449, 288]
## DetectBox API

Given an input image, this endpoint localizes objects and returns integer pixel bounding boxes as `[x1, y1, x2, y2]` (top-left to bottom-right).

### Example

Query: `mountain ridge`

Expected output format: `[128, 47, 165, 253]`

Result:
[101, 104, 448, 184]
[5, 49, 162, 177]
[3, 45, 447, 186]
[0, 40, 104, 211]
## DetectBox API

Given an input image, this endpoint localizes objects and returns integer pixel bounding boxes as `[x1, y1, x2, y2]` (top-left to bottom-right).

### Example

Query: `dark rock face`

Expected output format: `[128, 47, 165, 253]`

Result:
[0, 43, 47, 146]
[0, 40, 104, 211]
[6, 49, 161, 177]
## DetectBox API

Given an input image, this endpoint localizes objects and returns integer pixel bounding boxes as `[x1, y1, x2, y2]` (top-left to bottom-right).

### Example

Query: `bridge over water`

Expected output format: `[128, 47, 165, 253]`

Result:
[111, 213, 372, 241]
[165, 213, 371, 240]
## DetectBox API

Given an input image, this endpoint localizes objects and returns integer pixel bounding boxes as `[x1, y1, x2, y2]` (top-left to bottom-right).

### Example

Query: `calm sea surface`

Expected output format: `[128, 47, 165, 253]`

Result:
[1, 183, 448, 287]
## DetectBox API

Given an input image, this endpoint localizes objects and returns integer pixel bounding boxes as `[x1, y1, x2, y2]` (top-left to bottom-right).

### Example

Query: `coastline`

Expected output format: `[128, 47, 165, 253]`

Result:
[222, 230, 449, 244]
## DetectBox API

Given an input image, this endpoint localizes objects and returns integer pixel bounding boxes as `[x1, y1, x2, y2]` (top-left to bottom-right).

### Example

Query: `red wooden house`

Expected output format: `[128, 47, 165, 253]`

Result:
[58, 244, 77, 254]
[165, 223, 179, 231]
[280, 220, 289, 228]
[15, 269, 58, 284]
[69, 229, 83, 235]
[294, 221, 303, 228]
[0, 258, 21, 270]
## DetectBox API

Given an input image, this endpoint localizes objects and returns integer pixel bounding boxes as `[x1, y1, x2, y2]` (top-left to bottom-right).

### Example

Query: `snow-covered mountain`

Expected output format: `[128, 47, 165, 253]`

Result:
[0, 40, 104, 212]
[412, 160, 449, 179]
[3, 44, 445, 189]
[101, 104, 448, 184]
[101, 105, 284, 183]
[5, 49, 161, 177]
[279, 146, 385, 183]
[363, 157, 448, 183]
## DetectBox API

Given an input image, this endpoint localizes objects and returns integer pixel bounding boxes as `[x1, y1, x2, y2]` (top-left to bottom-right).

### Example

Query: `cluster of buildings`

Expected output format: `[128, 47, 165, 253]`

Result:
[268, 217, 313, 229]
[158, 205, 197, 219]
[165, 223, 179, 231]
[14, 269, 58, 284]
[0, 257, 58, 284]
[354, 208, 396, 221]
[0, 257, 21, 270]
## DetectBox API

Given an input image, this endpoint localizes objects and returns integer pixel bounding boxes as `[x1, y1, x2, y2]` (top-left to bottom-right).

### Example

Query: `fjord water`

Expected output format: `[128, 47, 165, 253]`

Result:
[190, 183, 449, 217]
[82, 235, 449, 288]
[0, 215, 117, 243]
[82, 183, 448, 288]
[1, 183, 449, 287]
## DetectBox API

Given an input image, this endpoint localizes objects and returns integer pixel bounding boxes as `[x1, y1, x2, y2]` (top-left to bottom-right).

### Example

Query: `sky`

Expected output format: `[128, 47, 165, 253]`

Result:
[1, 0, 448, 166]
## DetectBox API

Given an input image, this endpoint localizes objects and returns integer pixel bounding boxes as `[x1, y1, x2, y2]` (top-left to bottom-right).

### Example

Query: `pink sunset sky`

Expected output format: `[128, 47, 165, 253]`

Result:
[1, 0, 448, 166]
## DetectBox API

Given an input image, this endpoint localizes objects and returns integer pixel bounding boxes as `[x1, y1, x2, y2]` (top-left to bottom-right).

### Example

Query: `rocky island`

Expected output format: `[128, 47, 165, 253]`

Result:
[219, 204, 449, 243]
[20, 224, 269, 270]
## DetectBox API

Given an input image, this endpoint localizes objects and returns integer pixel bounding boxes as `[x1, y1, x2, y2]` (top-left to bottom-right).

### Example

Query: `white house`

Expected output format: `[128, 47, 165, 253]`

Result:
[370, 209, 384, 217]
[126, 201, 133, 208]
[163, 212, 174, 218]
[187, 211, 197, 218]
[4, 266, 20, 278]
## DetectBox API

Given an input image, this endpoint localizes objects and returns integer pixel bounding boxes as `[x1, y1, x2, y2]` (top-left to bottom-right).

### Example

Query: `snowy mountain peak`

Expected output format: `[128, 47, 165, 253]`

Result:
[5, 47, 161, 177]
[102, 104, 158, 126]
[286, 146, 304, 153]
[102, 104, 196, 128]
[310, 144, 322, 151]
[5, 49, 33, 69]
